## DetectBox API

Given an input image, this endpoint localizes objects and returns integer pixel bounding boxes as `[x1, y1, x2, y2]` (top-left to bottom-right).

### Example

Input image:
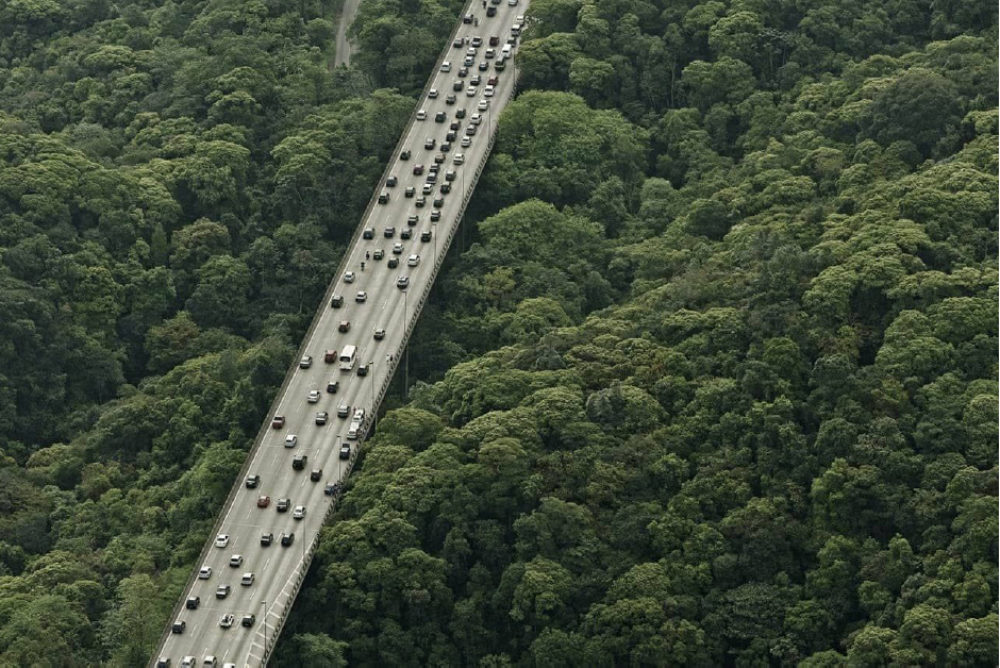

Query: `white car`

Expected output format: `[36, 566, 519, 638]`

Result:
[293, 506, 306, 520]
[470, 113, 482, 125]
[343, 271, 355, 283]
[428, 88, 438, 99]
[219, 614, 235, 629]
[214, 534, 229, 548]
[453, 153, 465, 165]
[307, 389, 320, 403]
[198, 566, 212, 580]
[461, 136, 472, 147]
[440, 61, 451, 72]
[241, 572, 255, 586]
[181, 658, 196, 668]
[466, 86, 477, 97]
[284, 434, 298, 448]
[408, 254, 420, 267]
[484, 85, 495, 97]
[229, 554, 243, 567]
[416, 109, 426, 120]
[477, 99, 489, 111]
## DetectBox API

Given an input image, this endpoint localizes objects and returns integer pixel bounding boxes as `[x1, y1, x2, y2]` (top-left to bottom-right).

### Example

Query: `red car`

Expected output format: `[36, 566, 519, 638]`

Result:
[338, 320, 350, 333]
[257, 495, 270, 508]
[271, 415, 284, 429]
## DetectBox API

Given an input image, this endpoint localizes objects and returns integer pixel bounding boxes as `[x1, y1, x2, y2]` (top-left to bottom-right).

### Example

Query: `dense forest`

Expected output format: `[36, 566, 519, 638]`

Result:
[0, 0, 995, 665]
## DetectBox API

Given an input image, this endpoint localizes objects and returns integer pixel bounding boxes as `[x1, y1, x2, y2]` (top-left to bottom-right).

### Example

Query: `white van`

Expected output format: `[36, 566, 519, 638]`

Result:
[339, 345, 357, 371]
[501, 44, 512, 59]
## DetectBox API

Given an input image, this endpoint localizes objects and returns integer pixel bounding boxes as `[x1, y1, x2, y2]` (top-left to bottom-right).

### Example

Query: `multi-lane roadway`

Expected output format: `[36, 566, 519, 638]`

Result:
[154, 1, 528, 666]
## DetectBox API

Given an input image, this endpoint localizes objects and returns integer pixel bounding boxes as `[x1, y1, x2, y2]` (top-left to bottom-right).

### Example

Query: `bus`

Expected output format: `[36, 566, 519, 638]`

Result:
[339, 345, 356, 371]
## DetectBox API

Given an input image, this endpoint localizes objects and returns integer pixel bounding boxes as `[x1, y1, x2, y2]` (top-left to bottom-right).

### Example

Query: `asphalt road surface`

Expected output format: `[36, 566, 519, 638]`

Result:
[155, 2, 528, 666]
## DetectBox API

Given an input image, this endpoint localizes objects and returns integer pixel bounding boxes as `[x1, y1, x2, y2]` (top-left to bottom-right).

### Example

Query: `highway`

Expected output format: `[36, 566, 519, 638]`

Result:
[153, 1, 528, 666]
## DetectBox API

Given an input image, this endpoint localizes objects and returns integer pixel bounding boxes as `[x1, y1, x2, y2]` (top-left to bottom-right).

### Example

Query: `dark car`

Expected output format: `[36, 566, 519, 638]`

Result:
[339, 443, 351, 460]
[415, 196, 426, 208]
[357, 363, 370, 377]
[405, 186, 415, 197]
[276, 498, 291, 512]
[445, 94, 456, 105]
[292, 454, 307, 471]
[171, 620, 186, 634]
[433, 196, 445, 208]
[407, 214, 419, 226]
[397, 276, 410, 289]
[412, 164, 424, 175]
[441, 142, 451, 153]
[435, 111, 447, 122]
[324, 481, 342, 496]
[456, 108, 466, 119]
[185, 596, 200, 610]
[486, 5, 496, 16]
[330, 294, 344, 308]
[373, 249, 384, 260]
[478, 61, 489, 71]
[384, 226, 395, 238]
[387, 175, 398, 186]
[260, 532, 273, 546]
[450, 121, 461, 131]
[446, 131, 457, 142]
[326, 380, 339, 393]
[421, 230, 433, 242]
[242, 614, 256, 628]
[430, 210, 441, 221]
[338, 320, 350, 332]
[490, 35, 500, 46]
[363, 227, 374, 239]
[400, 149, 411, 160]
[388, 257, 399, 268]
[400, 228, 412, 240]
[424, 138, 436, 150]
[281, 532, 295, 547]
[310, 468, 322, 481]
[441, 183, 452, 194]
[453, 80, 463, 92]
[245, 474, 260, 488]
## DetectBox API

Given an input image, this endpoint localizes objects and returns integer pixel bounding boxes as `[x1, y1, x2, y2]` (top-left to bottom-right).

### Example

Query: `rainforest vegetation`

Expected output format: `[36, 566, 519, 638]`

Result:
[0, 0, 995, 665]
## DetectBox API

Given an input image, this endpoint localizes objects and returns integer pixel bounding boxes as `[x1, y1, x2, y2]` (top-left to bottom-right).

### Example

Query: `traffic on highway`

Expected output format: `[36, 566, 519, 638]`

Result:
[154, 1, 527, 666]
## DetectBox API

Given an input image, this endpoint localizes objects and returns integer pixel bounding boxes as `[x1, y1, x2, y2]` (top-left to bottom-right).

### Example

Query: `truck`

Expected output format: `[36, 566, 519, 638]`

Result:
[339, 345, 356, 371]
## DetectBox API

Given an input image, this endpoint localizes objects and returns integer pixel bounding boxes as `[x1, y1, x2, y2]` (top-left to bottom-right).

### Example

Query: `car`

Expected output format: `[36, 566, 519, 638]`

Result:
[241, 614, 256, 628]
[421, 230, 433, 242]
[186, 596, 200, 610]
[465, 125, 477, 136]
[257, 494, 271, 508]
[216, 584, 231, 599]
[400, 228, 412, 240]
[484, 85, 495, 97]
[466, 86, 476, 97]
[416, 109, 426, 120]
[426, 172, 438, 183]
[488, 75, 499, 85]
[454, 35, 465, 45]
[463, 55, 474, 67]
[260, 532, 273, 546]
[486, 5, 496, 15]
[494, 58, 506, 70]
[310, 468, 322, 481]
[245, 474, 260, 488]
[315, 411, 328, 425]
[388, 257, 399, 268]
[324, 481, 342, 496]
[384, 226, 395, 238]
[441, 182, 452, 194]
[405, 186, 415, 197]
[433, 154, 445, 164]
[219, 614, 235, 629]
[352, 408, 366, 423]
[394, 241, 405, 255]
[340, 443, 351, 460]
[337, 402, 350, 418]
[435, 111, 447, 122]
[412, 164, 424, 175]
[373, 249, 384, 260]
[292, 506, 306, 520]
[374, 328, 386, 340]
[433, 196, 445, 208]
[343, 271, 355, 283]
[456, 108, 466, 119]
[180, 658, 195, 668]
[198, 566, 212, 580]
[377, 190, 389, 204]
[508, 0, 518, 6]
[452, 80, 463, 91]
[386, 175, 397, 186]
[462, 12, 473, 24]
[229, 554, 243, 567]
[356, 291, 368, 303]
[276, 498, 290, 512]
[271, 415, 284, 429]
[472, 35, 483, 47]
[292, 454, 307, 470]
[478, 61, 489, 71]
[471, 73, 481, 85]
[428, 88, 438, 99]
[407, 214, 419, 226]
[156, 658, 171, 668]
[363, 226, 375, 240]
[490, 35, 500, 46]
[422, 183, 433, 195]
[454, 153, 465, 165]
[338, 320, 350, 332]
[415, 196, 426, 207]
[450, 121, 461, 131]
[299, 355, 312, 368]
[357, 363, 370, 377]
[478, 99, 489, 110]
[470, 112, 482, 125]
[397, 276, 410, 289]
[424, 138, 436, 150]
[326, 380, 339, 393]
[467, 46, 477, 56]
[445, 169, 457, 181]
[308, 389, 320, 403]
[485, 48, 496, 59]
[441, 142, 452, 153]
[408, 254, 421, 267]
[330, 294, 344, 308]
[172, 620, 186, 634]
[461, 136, 472, 147]
[281, 531, 295, 546]
[400, 149, 411, 160]
[431, 210, 442, 221]
[215, 534, 230, 548]
[458, 66, 468, 78]
[324, 349, 337, 363]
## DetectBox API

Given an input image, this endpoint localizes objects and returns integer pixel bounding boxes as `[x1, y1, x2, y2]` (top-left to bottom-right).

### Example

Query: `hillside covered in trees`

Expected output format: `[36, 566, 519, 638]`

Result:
[0, 0, 996, 665]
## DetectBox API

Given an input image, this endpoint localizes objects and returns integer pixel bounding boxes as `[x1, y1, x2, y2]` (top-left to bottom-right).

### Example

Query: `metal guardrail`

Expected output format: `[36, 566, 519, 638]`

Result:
[152, 0, 524, 663]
